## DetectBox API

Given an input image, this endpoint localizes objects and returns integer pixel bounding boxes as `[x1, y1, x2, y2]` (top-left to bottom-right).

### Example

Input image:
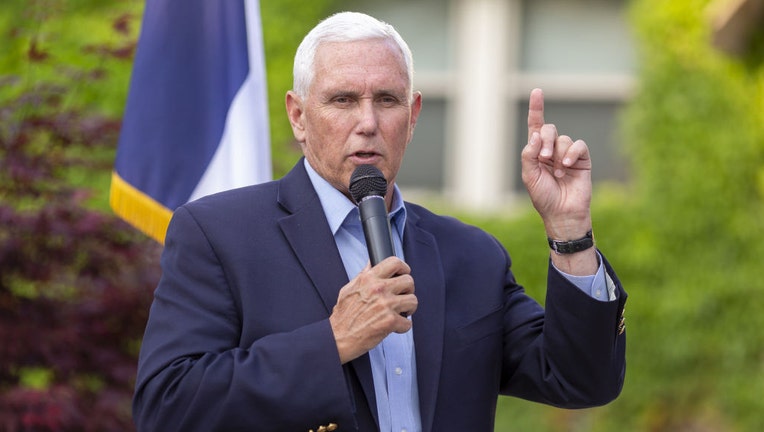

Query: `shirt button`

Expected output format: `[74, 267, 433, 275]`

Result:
[596, 289, 602, 297]
[394, 367, 403, 375]
[401, 429, 408, 432]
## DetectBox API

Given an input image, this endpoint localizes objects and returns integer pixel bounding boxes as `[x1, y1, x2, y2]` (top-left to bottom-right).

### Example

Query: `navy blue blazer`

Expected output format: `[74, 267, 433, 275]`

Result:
[133, 159, 627, 432]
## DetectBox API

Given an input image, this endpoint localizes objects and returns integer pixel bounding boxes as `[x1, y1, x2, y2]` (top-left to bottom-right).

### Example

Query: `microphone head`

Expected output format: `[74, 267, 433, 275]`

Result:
[349, 165, 388, 203]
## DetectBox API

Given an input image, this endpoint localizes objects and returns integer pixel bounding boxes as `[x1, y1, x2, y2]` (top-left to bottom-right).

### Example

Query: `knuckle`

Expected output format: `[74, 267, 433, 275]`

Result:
[541, 123, 557, 133]
[399, 273, 415, 287]
[368, 280, 386, 295]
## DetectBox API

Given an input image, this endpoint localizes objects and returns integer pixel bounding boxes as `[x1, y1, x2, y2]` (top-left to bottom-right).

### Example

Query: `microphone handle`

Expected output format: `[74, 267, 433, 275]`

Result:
[358, 195, 395, 266]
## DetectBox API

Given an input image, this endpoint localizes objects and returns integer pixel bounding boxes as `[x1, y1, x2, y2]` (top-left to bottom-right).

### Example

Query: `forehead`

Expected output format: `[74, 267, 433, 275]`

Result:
[311, 39, 409, 93]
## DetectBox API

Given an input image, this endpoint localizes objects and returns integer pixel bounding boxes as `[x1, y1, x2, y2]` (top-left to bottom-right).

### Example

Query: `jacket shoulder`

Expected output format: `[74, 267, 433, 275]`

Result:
[405, 202, 505, 252]
[178, 180, 280, 222]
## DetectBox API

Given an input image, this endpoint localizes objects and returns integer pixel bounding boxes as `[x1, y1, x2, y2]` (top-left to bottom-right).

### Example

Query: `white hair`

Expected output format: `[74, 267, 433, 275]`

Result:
[292, 11, 415, 100]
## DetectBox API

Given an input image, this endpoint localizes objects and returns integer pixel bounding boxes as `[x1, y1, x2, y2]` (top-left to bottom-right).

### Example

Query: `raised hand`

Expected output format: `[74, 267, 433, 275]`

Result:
[521, 88, 598, 274]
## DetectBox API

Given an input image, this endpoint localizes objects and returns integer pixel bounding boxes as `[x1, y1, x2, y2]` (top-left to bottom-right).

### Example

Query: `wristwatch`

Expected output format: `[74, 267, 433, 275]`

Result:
[547, 230, 594, 254]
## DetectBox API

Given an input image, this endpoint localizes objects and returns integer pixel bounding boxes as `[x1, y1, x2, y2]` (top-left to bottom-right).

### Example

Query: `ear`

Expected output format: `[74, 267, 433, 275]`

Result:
[285, 91, 306, 142]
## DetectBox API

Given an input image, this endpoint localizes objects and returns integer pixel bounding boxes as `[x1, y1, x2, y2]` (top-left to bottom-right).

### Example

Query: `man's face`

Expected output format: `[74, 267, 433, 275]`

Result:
[286, 39, 422, 202]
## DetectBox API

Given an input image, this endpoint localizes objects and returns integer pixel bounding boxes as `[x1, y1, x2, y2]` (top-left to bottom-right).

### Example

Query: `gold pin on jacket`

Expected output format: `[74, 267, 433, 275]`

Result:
[618, 308, 626, 335]
[309, 423, 338, 432]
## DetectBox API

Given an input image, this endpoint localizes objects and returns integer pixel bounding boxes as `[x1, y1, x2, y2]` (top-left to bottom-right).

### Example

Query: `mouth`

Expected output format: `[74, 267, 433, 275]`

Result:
[350, 151, 381, 163]
[354, 150, 378, 157]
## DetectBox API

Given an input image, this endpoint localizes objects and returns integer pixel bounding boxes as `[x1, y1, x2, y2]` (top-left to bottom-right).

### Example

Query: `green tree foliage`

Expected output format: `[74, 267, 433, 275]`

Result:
[1, 0, 144, 211]
[0, 0, 142, 116]
[0, 2, 161, 430]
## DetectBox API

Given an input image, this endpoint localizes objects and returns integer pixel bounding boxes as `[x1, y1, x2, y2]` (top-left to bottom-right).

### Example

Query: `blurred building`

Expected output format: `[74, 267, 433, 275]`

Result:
[339, 0, 636, 210]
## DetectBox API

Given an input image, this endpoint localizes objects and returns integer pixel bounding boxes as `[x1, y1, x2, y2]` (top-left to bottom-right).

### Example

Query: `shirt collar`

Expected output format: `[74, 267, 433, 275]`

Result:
[303, 158, 407, 236]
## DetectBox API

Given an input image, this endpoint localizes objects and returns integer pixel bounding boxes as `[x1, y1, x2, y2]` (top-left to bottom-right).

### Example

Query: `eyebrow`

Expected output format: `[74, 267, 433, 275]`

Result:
[325, 88, 406, 99]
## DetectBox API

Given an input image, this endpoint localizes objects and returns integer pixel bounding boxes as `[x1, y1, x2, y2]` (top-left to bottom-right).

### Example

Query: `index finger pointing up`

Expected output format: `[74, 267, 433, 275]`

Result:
[527, 88, 545, 139]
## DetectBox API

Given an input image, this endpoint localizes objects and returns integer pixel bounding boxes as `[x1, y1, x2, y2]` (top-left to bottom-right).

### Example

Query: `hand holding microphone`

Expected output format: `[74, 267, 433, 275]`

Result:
[328, 165, 418, 364]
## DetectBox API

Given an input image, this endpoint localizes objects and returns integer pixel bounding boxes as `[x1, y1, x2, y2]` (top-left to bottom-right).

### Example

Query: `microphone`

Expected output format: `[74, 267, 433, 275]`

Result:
[349, 165, 395, 266]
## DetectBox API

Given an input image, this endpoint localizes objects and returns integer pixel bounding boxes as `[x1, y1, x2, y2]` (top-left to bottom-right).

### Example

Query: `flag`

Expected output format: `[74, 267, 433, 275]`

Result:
[110, 0, 271, 244]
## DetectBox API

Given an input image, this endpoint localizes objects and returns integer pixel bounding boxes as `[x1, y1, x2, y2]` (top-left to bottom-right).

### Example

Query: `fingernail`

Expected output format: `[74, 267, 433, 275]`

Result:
[555, 169, 565, 178]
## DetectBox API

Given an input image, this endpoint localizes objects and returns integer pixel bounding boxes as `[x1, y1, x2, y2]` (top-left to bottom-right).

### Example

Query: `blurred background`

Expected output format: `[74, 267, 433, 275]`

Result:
[1, 0, 763, 430]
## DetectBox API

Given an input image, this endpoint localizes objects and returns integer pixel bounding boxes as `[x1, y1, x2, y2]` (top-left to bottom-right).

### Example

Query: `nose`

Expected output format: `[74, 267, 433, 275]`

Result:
[355, 98, 378, 136]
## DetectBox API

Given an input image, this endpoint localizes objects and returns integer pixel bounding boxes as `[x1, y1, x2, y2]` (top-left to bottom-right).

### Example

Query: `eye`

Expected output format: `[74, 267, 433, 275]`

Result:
[329, 94, 356, 107]
[377, 94, 401, 107]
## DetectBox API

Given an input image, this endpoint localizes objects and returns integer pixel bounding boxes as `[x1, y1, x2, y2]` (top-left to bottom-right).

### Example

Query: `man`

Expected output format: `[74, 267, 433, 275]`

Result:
[133, 11, 626, 432]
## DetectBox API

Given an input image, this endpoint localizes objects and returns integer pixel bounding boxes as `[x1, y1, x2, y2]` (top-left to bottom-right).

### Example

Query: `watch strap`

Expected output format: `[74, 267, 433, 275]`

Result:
[548, 230, 594, 254]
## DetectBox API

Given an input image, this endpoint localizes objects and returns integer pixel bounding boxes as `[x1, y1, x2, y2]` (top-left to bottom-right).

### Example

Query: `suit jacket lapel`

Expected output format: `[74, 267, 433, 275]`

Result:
[276, 160, 348, 314]
[275, 160, 379, 425]
[404, 208, 445, 432]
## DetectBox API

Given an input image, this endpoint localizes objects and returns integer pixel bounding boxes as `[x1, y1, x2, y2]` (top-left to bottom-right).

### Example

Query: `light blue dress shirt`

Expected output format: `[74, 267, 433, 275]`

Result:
[303, 159, 613, 432]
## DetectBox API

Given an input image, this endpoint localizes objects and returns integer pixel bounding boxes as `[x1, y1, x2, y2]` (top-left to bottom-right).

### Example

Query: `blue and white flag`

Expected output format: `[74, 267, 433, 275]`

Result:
[110, 0, 271, 243]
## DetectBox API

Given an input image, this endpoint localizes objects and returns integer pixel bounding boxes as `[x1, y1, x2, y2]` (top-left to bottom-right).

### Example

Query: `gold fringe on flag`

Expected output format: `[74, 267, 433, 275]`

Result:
[109, 171, 173, 244]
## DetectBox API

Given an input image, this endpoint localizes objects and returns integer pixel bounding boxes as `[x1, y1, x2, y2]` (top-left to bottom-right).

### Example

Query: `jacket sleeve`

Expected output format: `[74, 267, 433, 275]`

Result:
[499, 248, 627, 408]
[132, 206, 357, 432]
